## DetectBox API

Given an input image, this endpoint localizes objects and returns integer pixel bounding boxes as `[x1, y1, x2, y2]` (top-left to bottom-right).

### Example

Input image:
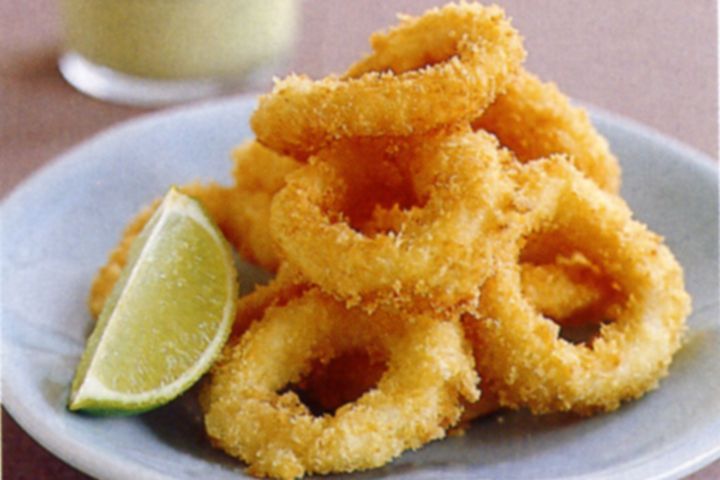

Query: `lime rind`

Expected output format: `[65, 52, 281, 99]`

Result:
[69, 188, 238, 413]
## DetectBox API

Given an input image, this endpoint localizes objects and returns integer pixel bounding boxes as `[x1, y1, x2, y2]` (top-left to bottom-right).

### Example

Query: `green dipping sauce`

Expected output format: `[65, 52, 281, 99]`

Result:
[60, 0, 298, 80]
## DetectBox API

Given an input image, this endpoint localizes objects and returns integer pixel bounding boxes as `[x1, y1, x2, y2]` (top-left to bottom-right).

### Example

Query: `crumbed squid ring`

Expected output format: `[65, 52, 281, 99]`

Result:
[520, 254, 622, 324]
[473, 69, 621, 193]
[251, 3, 525, 158]
[464, 157, 690, 415]
[270, 129, 518, 308]
[202, 288, 479, 480]
[228, 141, 300, 271]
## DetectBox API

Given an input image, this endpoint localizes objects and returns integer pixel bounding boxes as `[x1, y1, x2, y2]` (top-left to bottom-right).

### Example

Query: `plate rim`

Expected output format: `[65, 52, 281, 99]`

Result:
[2, 96, 718, 480]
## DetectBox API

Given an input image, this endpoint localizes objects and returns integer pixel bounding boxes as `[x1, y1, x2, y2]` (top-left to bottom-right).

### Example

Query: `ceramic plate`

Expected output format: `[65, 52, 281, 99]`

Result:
[2, 96, 718, 480]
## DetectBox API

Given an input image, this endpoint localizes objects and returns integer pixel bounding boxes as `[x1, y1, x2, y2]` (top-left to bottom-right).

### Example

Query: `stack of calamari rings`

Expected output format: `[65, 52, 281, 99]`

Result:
[90, 3, 691, 479]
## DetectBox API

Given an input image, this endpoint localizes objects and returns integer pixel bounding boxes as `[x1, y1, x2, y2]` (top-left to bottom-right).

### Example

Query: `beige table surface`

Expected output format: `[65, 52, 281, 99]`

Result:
[2, 0, 718, 479]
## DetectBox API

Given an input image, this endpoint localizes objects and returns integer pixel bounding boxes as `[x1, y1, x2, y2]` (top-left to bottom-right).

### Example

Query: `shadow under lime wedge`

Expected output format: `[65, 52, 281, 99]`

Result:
[69, 188, 238, 414]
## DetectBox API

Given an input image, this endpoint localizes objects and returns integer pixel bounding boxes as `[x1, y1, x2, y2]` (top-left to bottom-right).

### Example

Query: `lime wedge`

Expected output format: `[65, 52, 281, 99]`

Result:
[69, 188, 238, 413]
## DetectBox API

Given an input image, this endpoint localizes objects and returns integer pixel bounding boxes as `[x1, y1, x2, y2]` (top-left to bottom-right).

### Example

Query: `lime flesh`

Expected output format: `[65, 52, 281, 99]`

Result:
[69, 188, 237, 413]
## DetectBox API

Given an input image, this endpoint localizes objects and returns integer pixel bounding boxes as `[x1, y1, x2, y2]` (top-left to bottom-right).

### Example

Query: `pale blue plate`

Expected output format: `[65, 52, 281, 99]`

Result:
[2, 96, 718, 480]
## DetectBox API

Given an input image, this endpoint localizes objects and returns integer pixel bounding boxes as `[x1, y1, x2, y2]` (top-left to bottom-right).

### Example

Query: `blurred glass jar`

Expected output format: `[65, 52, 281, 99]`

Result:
[58, 0, 298, 106]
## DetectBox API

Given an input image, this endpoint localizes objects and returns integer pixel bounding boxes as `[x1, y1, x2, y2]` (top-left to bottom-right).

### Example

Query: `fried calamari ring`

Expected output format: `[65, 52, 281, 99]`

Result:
[203, 289, 479, 479]
[464, 158, 690, 415]
[293, 349, 388, 415]
[228, 141, 300, 271]
[226, 263, 308, 340]
[270, 129, 517, 308]
[365, 211, 618, 321]
[520, 254, 622, 323]
[201, 267, 386, 420]
[522, 262, 601, 321]
[473, 69, 621, 193]
[450, 390, 503, 435]
[457, 255, 620, 427]
[252, 3, 525, 158]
